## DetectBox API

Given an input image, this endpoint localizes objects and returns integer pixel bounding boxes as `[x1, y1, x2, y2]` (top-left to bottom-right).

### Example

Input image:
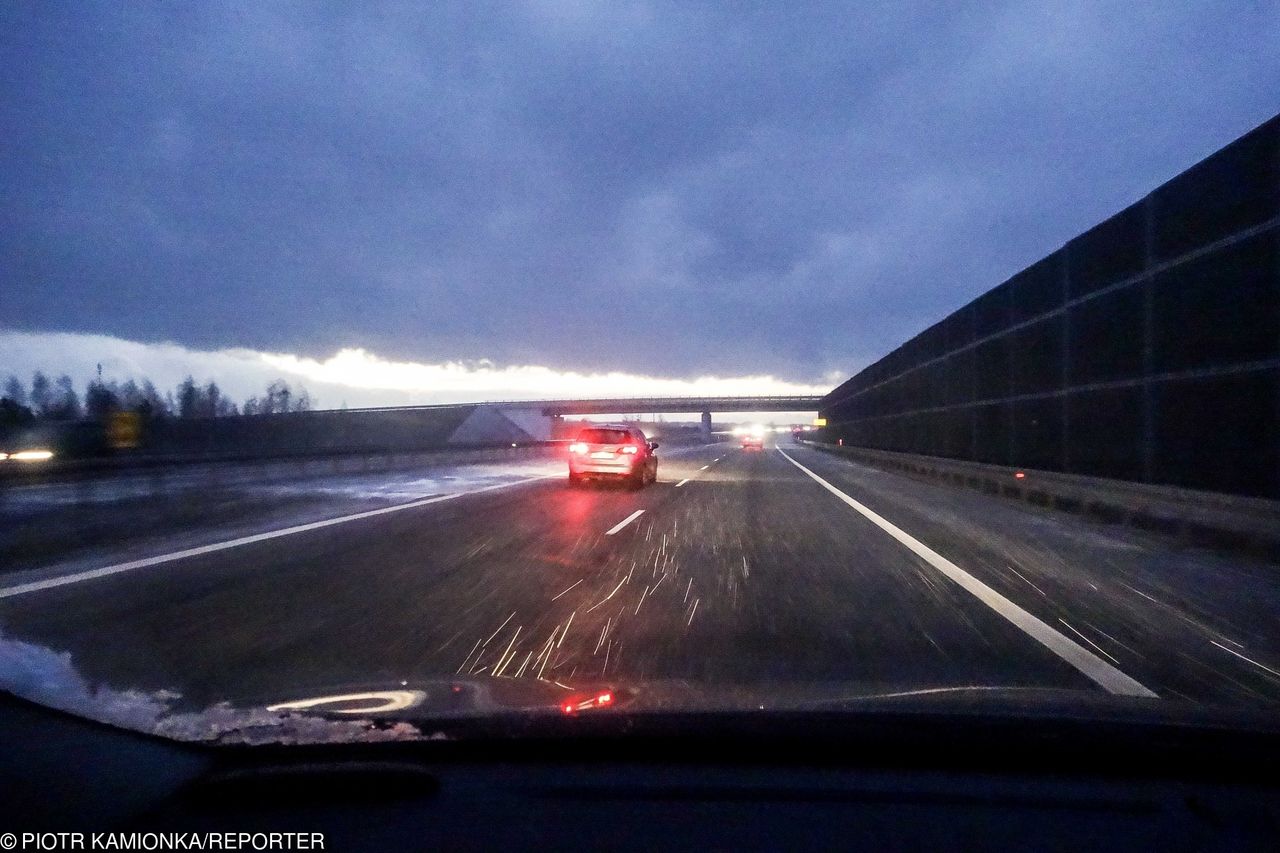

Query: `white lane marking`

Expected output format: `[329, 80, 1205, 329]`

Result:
[672, 453, 721, 488]
[605, 509, 645, 536]
[0, 473, 559, 600]
[776, 447, 1156, 698]
[1211, 641, 1280, 679]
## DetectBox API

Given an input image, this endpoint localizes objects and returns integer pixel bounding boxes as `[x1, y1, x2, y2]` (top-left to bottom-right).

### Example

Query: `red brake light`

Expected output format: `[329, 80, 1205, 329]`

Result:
[621, 445, 638, 454]
[569, 442, 588, 454]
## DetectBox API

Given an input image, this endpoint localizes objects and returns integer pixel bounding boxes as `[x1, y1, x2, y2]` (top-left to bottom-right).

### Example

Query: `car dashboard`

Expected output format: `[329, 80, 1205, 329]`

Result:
[2, 692, 1279, 851]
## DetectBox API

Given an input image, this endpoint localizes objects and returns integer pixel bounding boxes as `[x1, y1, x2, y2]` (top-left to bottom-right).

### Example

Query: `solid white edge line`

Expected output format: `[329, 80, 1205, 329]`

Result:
[675, 478, 690, 488]
[776, 447, 1157, 698]
[605, 509, 646, 536]
[0, 473, 559, 600]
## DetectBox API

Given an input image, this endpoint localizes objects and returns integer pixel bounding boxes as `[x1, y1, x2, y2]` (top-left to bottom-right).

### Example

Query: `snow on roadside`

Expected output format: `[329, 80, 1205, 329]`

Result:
[0, 632, 421, 744]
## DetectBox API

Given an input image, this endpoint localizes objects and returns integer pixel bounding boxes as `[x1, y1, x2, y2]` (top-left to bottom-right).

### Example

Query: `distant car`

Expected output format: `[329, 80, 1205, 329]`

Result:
[741, 434, 764, 450]
[568, 424, 659, 488]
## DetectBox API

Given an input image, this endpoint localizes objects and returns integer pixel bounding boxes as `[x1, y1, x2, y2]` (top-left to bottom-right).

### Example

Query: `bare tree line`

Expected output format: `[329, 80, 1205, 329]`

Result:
[1, 371, 311, 425]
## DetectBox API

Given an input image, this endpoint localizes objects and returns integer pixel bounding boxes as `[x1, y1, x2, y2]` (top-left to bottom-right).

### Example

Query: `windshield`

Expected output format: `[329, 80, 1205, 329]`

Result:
[1, 5, 1279, 745]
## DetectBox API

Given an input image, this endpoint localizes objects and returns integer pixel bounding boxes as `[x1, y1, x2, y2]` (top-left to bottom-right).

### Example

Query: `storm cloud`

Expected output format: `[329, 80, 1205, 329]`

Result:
[2, 2, 1278, 384]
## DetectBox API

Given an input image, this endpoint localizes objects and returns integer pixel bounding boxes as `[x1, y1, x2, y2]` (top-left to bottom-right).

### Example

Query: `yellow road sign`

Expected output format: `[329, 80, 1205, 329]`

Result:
[107, 411, 142, 449]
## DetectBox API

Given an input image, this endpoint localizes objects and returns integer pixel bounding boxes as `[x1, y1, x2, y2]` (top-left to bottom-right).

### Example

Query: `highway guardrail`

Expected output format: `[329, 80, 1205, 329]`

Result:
[796, 439, 1280, 558]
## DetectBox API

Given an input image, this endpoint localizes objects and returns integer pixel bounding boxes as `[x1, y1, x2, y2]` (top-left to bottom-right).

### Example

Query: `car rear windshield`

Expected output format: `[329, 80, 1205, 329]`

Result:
[579, 429, 632, 444]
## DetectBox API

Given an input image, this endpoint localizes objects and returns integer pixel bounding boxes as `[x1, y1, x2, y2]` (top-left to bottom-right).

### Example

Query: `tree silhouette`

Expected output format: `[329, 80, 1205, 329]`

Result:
[3, 375, 26, 407]
[0, 380, 34, 429]
[140, 380, 170, 418]
[85, 378, 120, 419]
[177, 376, 200, 418]
[242, 379, 310, 415]
[49, 375, 82, 420]
[118, 379, 142, 412]
[8, 371, 315, 421]
[30, 372, 52, 416]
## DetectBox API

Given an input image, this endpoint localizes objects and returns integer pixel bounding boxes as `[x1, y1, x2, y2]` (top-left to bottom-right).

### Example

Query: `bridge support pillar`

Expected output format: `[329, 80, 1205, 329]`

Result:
[700, 411, 712, 440]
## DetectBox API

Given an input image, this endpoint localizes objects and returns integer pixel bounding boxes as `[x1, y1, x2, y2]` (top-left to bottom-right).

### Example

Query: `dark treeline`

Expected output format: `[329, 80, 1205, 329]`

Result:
[1, 372, 311, 427]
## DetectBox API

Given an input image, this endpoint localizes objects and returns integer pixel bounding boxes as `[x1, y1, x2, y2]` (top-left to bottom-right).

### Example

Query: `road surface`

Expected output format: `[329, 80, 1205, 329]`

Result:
[2, 437, 1279, 714]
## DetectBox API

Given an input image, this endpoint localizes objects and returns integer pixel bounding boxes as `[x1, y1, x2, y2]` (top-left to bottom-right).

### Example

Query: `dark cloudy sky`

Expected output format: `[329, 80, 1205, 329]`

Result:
[3, 1, 1278, 384]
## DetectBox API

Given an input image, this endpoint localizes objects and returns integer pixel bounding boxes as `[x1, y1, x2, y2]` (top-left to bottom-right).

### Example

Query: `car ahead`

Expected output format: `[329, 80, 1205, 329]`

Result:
[741, 433, 765, 450]
[568, 425, 658, 488]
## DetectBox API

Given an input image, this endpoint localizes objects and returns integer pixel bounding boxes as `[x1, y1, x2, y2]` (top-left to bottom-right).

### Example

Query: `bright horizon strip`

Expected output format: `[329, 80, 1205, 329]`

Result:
[260, 348, 831, 398]
[0, 331, 838, 409]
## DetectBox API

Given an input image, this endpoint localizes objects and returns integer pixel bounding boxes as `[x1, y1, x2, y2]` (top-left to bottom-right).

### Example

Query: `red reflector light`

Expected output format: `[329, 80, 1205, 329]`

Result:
[563, 691, 616, 714]
[1014, 471, 1026, 479]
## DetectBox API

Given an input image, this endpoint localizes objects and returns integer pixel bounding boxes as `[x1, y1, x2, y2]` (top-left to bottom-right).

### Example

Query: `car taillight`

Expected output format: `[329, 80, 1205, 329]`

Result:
[569, 442, 588, 454]
[621, 445, 638, 454]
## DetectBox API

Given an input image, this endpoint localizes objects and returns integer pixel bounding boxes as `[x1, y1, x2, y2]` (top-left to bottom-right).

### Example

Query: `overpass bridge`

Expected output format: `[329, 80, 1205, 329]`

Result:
[480, 395, 821, 441]
[295, 395, 824, 443]
[327, 395, 823, 417]
[529, 395, 822, 416]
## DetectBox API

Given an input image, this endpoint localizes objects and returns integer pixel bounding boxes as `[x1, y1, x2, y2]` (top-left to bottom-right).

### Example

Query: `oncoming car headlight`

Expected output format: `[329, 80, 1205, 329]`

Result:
[4, 449, 55, 462]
